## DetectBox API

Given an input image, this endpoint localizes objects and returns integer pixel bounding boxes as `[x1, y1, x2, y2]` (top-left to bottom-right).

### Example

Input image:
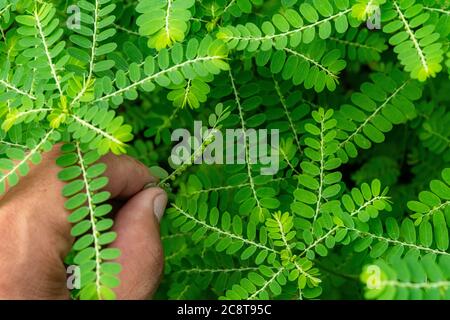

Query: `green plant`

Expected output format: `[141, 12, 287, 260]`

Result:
[0, 0, 449, 300]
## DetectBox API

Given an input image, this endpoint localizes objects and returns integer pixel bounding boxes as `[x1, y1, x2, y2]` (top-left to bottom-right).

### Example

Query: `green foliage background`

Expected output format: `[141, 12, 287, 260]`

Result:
[1, 0, 450, 300]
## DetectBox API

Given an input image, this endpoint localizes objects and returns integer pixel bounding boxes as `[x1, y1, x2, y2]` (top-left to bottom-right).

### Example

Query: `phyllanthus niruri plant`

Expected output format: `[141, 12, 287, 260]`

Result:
[0, 0, 450, 300]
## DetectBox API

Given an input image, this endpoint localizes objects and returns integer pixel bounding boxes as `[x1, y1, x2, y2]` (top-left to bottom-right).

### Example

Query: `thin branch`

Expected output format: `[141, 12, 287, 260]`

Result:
[381, 279, 450, 290]
[0, 80, 37, 100]
[312, 116, 325, 224]
[34, 8, 63, 96]
[338, 81, 408, 149]
[248, 268, 284, 300]
[273, 78, 302, 155]
[393, 0, 429, 73]
[284, 48, 339, 81]
[222, 9, 351, 42]
[180, 176, 291, 196]
[0, 140, 28, 149]
[164, 0, 173, 42]
[171, 204, 278, 254]
[113, 23, 141, 36]
[70, 114, 124, 146]
[423, 6, 450, 15]
[177, 266, 260, 275]
[75, 142, 102, 298]
[328, 37, 383, 53]
[94, 56, 225, 102]
[0, 129, 54, 186]
[347, 226, 450, 257]
[72, 0, 100, 105]
[229, 70, 262, 213]
[299, 196, 389, 257]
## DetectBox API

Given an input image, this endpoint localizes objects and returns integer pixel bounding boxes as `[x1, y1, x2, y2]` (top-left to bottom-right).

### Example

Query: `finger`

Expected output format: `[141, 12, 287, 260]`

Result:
[0, 145, 73, 252]
[0, 143, 65, 202]
[101, 154, 158, 200]
[111, 187, 167, 299]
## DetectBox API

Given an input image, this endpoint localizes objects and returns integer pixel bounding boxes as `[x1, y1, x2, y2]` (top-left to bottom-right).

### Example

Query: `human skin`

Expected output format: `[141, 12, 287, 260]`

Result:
[0, 144, 167, 299]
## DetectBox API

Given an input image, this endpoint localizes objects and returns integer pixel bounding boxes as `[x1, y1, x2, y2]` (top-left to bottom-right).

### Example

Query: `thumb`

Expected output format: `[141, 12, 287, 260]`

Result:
[111, 187, 167, 299]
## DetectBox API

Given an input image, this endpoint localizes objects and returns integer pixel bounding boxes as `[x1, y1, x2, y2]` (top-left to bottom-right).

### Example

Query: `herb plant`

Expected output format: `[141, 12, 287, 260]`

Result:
[0, 0, 450, 300]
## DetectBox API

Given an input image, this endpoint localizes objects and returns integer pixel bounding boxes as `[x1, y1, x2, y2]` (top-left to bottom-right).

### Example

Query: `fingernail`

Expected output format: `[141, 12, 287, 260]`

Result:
[153, 192, 168, 222]
[144, 182, 158, 190]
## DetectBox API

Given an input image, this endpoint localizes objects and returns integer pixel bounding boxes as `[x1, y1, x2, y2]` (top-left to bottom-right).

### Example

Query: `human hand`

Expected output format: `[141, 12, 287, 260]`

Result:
[0, 144, 167, 299]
